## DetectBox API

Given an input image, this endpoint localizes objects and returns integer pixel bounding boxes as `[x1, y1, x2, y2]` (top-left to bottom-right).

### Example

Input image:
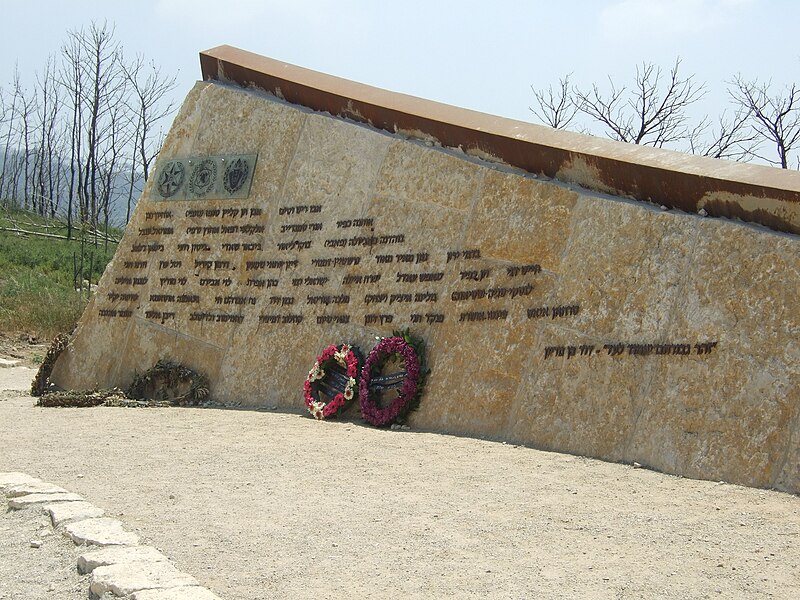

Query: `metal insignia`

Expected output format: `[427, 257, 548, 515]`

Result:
[156, 161, 186, 199]
[152, 154, 257, 201]
[224, 158, 250, 195]
[188, 159, 218, 198]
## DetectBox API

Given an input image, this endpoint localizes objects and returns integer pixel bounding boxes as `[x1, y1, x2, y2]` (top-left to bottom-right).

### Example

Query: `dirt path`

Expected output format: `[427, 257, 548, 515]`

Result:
[1, 367, 798, 599]
[0, 503, 90, 600]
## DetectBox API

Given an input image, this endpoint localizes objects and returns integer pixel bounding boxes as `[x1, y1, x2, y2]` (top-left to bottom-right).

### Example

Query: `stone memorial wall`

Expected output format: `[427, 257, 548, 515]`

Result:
[51, 48, 800, 494]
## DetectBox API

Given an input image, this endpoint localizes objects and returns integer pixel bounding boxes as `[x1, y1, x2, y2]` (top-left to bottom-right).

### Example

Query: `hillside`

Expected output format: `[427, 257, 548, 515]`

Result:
[0, 207, 121, 344]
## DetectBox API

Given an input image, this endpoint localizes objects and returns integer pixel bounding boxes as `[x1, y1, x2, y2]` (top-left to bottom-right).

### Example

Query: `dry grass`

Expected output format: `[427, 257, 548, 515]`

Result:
[0, 207, 119, 338]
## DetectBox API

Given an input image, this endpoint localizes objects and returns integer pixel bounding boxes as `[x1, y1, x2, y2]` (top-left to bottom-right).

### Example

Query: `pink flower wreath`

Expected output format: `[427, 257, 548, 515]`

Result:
[359, 332, 425, 427]
[304, 343, 360, 419]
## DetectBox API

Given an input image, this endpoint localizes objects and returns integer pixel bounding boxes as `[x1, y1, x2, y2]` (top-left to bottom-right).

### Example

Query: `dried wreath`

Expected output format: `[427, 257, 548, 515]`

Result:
[31, 333, 70, 397]
[126, 360, 210, 405]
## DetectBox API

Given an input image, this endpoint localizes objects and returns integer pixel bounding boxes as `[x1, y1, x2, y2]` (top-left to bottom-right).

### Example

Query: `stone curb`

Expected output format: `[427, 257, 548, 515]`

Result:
[45, 500, 106, 526]
[90, 563, 199, 598]
[6, 480, 69, 497]
[8, 491, 83, 508]
[64, 517, 141, 547]
[0, 472, 40, 490]
[130, 586, 225, 599]
[78, 545, 168, 574]
[1, 471, 223, 600]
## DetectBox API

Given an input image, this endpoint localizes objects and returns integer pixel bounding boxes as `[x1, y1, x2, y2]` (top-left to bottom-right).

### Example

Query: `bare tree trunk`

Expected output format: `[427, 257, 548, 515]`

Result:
[20, 88, 34, 210]
[125, 158, 136, 223]
[4, 20, 175, 226]
[61, 33, 84, 239]
[0, 66, 22, 204]
[124, 55, 177, 184]
[43, 58, 61, 218]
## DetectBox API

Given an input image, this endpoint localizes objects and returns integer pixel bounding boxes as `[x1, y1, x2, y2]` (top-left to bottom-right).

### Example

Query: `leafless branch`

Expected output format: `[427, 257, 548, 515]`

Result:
[689, 108, 757, 161]
[573, 58, 706, 147]
[729, 75, 800, 168]
[0, 225, 118, 244]
[530, 74, 579, 129]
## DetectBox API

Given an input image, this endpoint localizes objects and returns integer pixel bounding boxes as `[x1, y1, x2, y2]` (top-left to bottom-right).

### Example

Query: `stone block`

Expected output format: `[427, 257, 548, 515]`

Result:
[629, 354, 793, 487]
[49, 292, 135, 390]
[505, 328, 643, 462]
[0, 472, 41, 494]
[375, 139, 483, 211]
[282, 111, 392, 208]
[114, 318, 225, 394]
[6, 481, 67, 497]
[130, 587, 223, 600]
[45, 501, 105, 527]
[8, 492, 83, 509]
[412, 307, 534, 437]
[89, 562, 198, 598]
[63, 517, 140, 547]
[465, 169, 577, 269]
[78, 545, 168, 574]
[551, 199, 695, 339]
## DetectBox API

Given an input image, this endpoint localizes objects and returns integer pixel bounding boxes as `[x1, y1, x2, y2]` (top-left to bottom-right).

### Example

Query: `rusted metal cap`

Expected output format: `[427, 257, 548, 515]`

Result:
[200, 45, 800, 235]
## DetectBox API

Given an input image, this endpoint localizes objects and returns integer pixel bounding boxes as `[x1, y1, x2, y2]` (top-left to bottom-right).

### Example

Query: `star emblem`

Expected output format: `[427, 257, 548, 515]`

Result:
[157, 161, 185, 198]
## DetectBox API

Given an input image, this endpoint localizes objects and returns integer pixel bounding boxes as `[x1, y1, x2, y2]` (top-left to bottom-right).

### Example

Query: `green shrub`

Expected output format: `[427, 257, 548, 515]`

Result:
[0, 208, 122, 338]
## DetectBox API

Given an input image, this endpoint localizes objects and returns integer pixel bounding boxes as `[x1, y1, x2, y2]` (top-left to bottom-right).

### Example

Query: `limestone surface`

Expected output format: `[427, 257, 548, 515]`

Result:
[6, 481, 67, 497]
[130, 586, 223, 600]
[8, 492, 83, 508]
[78, 545, 168, 574]
[0, 472, 41, 493]
[89, 562, 198, 597]
[45, 501, 105, 527]
[49, 80, 800, 494]
[63, 517, 139, 547]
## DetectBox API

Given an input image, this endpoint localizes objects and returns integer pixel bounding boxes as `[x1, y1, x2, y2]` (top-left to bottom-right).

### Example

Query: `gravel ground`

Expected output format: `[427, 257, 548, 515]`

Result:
[1, 366, 799, 599]
[0, 506, 90, 599]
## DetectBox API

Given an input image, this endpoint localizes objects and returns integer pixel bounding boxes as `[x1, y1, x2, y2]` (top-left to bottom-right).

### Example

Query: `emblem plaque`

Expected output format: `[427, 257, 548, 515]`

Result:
[152, 154, 257, 201]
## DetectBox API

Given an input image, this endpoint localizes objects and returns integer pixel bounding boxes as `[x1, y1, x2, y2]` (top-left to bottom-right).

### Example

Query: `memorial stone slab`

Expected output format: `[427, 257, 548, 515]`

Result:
[50, 47, 800, 494]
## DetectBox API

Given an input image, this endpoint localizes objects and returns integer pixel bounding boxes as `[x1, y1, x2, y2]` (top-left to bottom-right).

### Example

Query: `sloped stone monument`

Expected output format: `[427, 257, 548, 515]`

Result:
[51, 46, 799, 494]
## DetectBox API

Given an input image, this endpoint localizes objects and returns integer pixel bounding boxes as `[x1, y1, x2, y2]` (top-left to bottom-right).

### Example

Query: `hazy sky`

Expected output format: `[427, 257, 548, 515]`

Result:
[1, 0, 798, 133]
